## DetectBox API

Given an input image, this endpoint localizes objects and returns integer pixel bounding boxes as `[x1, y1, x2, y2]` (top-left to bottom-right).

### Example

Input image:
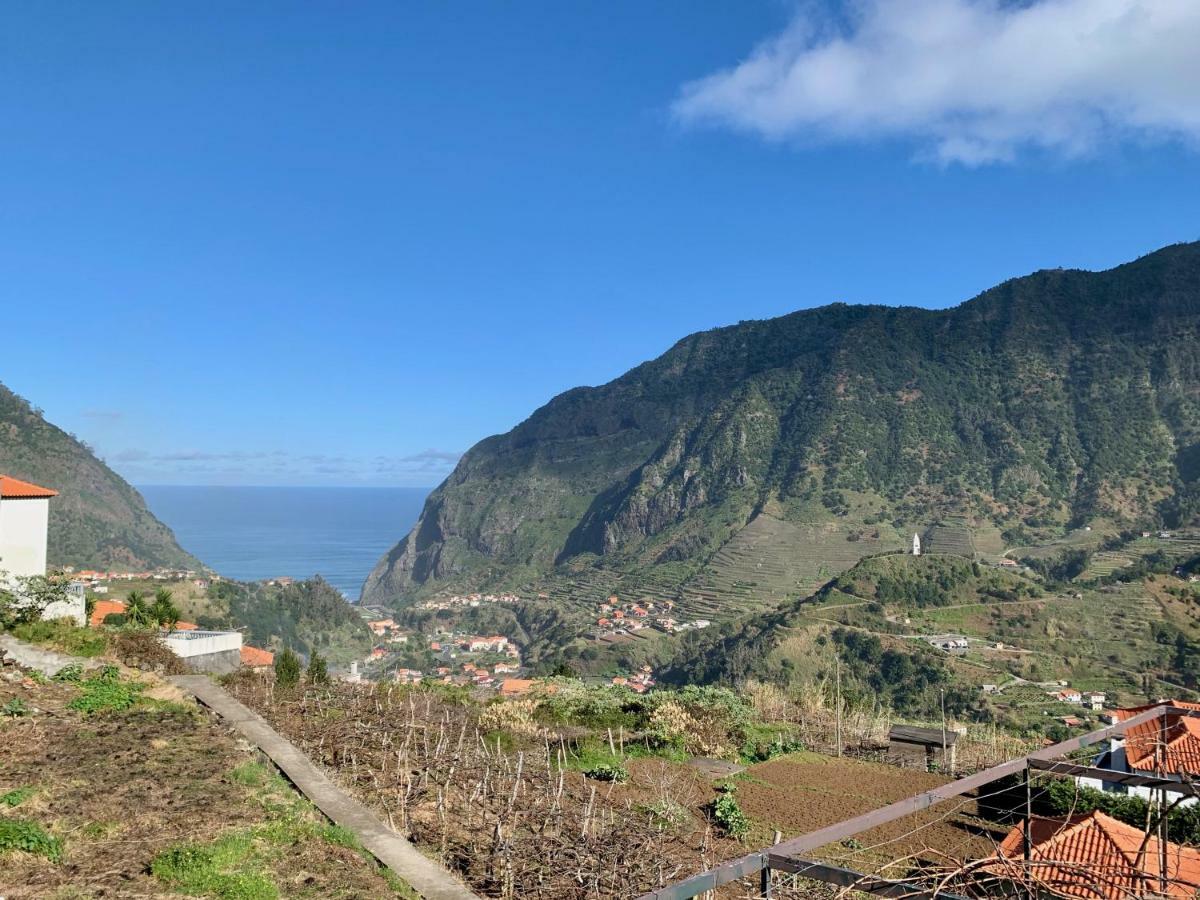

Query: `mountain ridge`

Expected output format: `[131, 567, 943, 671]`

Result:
[0, 382, 200, 571]
[363, 242, 1200, 609]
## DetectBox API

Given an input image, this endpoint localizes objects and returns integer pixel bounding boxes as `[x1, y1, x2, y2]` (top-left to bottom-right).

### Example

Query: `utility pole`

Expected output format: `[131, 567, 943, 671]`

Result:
[940, 688, 948, 769]
[835, 654, 843, 758]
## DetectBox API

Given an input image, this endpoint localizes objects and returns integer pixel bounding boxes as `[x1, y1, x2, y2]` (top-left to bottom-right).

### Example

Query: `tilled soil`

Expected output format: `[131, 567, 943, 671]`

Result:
[0, 665, 407, 898]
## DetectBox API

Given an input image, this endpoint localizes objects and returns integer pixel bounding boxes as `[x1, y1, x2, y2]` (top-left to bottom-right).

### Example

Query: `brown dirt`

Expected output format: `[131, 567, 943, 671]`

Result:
[736, 753, 1000, 875]
[0, 668, 407, 898]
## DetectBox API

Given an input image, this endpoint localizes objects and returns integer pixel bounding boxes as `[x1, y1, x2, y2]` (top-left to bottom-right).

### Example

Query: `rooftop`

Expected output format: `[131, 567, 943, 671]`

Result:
[0, 475, 58, 499]
[995, 810, 1200, 898]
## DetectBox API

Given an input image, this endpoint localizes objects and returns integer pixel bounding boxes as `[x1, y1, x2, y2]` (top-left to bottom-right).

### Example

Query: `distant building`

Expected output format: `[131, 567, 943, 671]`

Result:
[0, 476, 85, 625]
[912, 533, 922, 556]
[240, 645, 275, 670]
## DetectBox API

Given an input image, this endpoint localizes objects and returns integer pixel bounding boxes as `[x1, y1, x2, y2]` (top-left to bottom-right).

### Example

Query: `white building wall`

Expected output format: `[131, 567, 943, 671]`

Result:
[0, 497, 50, 578]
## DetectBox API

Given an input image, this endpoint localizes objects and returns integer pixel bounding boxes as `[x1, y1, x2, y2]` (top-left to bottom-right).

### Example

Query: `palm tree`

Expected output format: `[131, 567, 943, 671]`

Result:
[150, 587, 180, 631]
[124, 590, 151, 627]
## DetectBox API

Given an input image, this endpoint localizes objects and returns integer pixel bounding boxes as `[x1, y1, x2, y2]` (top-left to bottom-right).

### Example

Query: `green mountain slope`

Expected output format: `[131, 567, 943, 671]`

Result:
[363, 242, 1200, 609]
[0, 383, 200, 570]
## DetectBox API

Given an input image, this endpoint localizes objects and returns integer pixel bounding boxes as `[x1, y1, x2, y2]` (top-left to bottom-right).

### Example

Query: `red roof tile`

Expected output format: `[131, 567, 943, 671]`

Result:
[1115, 701, 1200, 774]
[89, 600, 126, 627]
[994, 810, 1200, 898]
[240, 645, 275, 668]
[0, 475, 58, 499]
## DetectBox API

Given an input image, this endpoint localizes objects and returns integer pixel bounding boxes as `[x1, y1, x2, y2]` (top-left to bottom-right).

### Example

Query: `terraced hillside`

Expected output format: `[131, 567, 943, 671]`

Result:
[923, 519, 976, 558]
[673, 515, 903, 620]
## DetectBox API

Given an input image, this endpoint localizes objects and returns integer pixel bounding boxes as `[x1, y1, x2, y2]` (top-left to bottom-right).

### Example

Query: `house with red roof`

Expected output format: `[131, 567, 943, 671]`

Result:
[240, 645, 275, 670]
[1078, 700, 1200, 806]
[1, 475, 84, 625]
[989, 810, 1200, 898]
[0, 475, 57, 579]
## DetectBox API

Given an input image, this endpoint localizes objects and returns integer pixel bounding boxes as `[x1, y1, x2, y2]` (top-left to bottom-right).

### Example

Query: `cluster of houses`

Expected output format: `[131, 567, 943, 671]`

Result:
[65, 567, 217, 594]
[414, 591, 521, 612]
[592, 595, 710, 639]
[611, 665, 655, 693]
[1048, 685, 1107, 710]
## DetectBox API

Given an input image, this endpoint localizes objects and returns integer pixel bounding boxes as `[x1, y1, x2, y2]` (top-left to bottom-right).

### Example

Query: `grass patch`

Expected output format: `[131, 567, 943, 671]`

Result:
[12, 619, 108, 657]
[0, 818, 63, 862]
[151, 839, 278, 900]
[67, 665, 145, 715]
[1, 786, 35, 807]
[229, 761, 269, 788]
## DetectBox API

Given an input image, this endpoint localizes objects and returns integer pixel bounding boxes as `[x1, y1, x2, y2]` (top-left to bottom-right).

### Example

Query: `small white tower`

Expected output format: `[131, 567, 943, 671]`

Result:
[912, 533, 922, 556]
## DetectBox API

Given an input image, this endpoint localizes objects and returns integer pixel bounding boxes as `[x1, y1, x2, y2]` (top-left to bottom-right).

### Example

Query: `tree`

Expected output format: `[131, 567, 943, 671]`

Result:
[124, 590, 152, 628]
[306, 651, 329, 685]
[275, 648, 301, 689]
[0, 571, 71, 629]
[150, 588, 180, 630]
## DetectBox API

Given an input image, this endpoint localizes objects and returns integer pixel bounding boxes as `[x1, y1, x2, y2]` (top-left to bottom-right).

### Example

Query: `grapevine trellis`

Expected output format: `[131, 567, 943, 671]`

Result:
[226, 675, 745, 898]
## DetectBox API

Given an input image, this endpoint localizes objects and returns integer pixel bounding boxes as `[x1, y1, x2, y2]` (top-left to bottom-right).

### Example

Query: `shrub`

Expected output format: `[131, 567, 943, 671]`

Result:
[53, 663, 84, 683]
[2, 698, 30, 718]
[306, 652, 329, 685]
[110, 630, 186, 674]
[582, 762, 629, 783]
[0, 819, 63, 861]
[274, 649, 301, 689]
[710, 789, 750, 839]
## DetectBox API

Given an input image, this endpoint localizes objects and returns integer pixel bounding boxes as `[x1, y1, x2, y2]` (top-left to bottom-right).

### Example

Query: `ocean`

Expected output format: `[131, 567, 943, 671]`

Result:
[138, 485, 429, 601]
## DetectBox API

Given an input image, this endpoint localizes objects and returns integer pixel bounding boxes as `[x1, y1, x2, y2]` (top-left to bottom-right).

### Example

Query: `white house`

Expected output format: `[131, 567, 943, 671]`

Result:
[1077, 701, 1200, 807]
[0, 475, 85, 625]
[912, 533, 922, 556]
[0, 475, 56, 578]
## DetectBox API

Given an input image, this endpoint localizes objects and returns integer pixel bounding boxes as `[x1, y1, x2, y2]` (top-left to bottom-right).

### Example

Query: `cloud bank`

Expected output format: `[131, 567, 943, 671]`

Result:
[673, 0, 1200, 164]
[106, 447, 461, 486]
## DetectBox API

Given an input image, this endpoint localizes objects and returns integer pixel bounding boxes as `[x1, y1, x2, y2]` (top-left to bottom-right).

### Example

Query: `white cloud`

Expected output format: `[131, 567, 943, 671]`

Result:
[673, 0, 1200, 164]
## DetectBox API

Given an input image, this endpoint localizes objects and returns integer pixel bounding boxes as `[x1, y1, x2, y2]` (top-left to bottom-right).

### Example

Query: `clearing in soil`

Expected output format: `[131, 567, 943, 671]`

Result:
[0, 649, 415, 899]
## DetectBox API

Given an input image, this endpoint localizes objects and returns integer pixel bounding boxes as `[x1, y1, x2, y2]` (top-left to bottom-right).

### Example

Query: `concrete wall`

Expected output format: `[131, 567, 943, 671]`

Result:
[179, 647, 241, 674]
[162, 630, 243, 675]
[0, 497, 49, 578]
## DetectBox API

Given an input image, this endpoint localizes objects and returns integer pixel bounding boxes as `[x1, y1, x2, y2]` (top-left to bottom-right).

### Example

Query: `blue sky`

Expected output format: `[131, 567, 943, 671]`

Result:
[2, 1, 1199, 487]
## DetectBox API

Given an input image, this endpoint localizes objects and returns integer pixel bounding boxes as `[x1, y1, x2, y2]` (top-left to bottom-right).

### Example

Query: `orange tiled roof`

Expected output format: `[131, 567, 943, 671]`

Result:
[173, 621, 198, 631]
[1115, 701, 1200, 773]
[89, 600, 126, 628]
[499, 678, 535, 697]
[240, 645, 275, 667]
[0, 475, 57, 499]
[994, 811, 1200, 898]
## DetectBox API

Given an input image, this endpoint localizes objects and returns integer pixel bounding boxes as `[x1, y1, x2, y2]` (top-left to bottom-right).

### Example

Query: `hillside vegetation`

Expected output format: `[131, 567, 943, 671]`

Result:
[365, 242, 1200, 614]
[196, 577, 373, 665]
[0, 383, 199, 571]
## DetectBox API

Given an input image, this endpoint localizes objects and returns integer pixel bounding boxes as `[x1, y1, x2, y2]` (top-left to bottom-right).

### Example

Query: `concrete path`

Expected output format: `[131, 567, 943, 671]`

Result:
[171, 675, 481, 900]
[0, 633, 104, 677]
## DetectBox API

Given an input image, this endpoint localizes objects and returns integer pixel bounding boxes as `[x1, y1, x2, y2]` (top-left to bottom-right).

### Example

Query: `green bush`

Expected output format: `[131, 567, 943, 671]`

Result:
[306, 652, 329, 685]
[274, 649, 300, 689]
[53, 662, 84, 683]
[711, 789, 750, 839]
[2, 698, 30, 718]
[582, 762, 629, 783]
[0, 819, 63, 861]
